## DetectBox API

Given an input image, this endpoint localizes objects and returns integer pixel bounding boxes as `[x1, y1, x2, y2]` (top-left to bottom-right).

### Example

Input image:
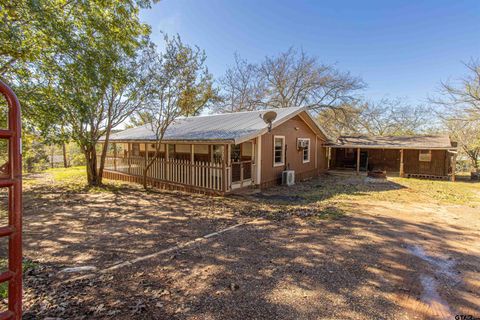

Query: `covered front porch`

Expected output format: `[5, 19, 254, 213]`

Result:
[97, 139, 259, 194]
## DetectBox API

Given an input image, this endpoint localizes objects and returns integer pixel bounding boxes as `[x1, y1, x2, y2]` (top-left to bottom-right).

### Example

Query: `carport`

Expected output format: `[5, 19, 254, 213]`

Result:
[328, 135, 457, 181]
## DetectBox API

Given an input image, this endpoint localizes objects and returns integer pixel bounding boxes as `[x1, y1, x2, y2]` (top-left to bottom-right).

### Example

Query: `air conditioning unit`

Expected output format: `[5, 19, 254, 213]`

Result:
[282, 170, 295, 186]
[297, 139, 308, 149]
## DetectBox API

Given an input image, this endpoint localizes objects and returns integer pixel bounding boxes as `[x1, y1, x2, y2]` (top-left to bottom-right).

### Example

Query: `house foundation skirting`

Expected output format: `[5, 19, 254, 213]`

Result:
[103, 170, 226, 196]
[258, 168, 325, 189]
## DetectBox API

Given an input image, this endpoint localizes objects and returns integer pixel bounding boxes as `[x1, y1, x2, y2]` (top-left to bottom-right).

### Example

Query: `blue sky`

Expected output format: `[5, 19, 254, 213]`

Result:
[140, 0, 480, 104]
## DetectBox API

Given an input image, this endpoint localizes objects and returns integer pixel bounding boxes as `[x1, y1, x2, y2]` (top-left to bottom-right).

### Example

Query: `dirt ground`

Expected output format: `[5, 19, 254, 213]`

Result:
[1, 170, 479, 319]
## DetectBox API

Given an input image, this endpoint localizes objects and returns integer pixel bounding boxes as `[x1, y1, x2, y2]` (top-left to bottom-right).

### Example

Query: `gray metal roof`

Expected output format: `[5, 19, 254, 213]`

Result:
[329, 135, 455, 150]
[106, 107, 325, 144]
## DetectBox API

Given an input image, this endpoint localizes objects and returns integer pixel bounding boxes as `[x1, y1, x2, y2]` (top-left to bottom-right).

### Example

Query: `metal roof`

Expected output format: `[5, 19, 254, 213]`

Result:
[329, 135, 455, 150]
[106, 107, 326, 144]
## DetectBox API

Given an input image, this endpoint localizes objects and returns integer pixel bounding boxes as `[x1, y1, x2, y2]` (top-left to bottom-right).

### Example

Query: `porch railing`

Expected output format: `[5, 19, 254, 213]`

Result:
[99, 156, 228, 192]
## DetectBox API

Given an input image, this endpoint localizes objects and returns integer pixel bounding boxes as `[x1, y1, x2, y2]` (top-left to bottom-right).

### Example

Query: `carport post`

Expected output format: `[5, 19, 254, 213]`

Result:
[327, 147, 331, 170]
[451, 153, 456, 182]
[356, 148, 360, 175]
[399, 149, 404, 177]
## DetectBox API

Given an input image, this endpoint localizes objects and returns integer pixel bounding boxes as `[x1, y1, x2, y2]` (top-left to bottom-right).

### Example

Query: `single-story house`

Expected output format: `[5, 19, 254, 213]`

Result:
[99, 107, 330, 194]
[328, 135, 457, 180]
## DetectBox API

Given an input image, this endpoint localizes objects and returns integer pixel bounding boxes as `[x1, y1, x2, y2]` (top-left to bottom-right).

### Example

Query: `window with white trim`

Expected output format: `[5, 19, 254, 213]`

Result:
[273, 136, 285, 166]
[419, 150, 432, 162]
[298, 138, 310, 163]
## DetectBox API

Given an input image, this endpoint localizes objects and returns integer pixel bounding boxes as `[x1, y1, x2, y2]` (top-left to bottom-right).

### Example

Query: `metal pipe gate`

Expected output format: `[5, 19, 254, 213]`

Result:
[0, 80, 22, 320]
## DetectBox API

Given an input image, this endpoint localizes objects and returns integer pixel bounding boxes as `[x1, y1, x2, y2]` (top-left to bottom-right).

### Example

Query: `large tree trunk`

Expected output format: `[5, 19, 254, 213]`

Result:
[143, 158, 155, 189]
[84, 145, 101, 186]
[142, 141, 162, 189]
[62, 142, 68, 168]
[97, 128, 112, 181]
[472, 159, 479, 172]
[50, 147, 55, 168]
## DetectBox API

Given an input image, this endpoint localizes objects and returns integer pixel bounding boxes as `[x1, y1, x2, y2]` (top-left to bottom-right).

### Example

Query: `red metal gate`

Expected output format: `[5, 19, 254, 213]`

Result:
[0, 81, 23, 320]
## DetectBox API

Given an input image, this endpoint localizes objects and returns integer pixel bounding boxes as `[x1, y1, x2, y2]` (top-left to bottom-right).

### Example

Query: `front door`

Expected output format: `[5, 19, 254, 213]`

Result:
[231, 142, 253, 186]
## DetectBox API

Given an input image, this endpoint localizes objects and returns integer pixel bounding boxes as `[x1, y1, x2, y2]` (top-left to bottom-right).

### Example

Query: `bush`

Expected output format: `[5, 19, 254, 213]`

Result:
[70, 153, 86, 166]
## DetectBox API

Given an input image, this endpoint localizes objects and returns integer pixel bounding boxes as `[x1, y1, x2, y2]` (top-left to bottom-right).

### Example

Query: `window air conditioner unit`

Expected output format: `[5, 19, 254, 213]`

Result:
[297, 139, 308, 149]
[282, 170, 295, 186]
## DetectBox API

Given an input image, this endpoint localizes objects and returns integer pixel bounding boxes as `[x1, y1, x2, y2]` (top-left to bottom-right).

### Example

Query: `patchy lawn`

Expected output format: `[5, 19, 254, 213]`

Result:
[1, 167, 479, 319]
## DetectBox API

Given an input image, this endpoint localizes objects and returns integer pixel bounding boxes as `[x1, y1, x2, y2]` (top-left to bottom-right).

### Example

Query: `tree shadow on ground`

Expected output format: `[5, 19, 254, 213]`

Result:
[9, 174, 480, 319]
[233, 173, 406, 205]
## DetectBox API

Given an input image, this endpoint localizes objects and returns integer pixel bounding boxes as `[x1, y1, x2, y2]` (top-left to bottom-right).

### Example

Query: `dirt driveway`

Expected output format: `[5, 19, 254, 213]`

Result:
[4, 171, 480, 319]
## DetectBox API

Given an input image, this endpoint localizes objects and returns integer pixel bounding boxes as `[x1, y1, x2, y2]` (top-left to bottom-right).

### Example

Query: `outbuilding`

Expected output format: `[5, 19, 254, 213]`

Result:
[328, 135, 457, 180]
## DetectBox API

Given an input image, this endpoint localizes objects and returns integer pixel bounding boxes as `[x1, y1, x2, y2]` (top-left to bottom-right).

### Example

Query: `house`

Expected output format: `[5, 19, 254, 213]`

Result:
[98, 107, 330, 194]
[328, 135, 457, 180]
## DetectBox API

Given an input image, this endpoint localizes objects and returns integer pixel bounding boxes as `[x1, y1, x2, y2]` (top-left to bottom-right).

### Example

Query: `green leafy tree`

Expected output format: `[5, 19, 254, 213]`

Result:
[1, 0, 158, 186]
[140, 35, 219, 189]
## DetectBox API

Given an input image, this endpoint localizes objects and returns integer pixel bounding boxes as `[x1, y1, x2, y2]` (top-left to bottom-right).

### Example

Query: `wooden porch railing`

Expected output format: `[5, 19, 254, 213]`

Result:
[100, 156, 229, 192]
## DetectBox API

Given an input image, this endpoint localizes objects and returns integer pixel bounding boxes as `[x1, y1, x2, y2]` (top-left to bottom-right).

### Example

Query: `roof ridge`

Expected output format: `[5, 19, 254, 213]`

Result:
[195, 106, 304, 118]
[339, 134, 449, 138]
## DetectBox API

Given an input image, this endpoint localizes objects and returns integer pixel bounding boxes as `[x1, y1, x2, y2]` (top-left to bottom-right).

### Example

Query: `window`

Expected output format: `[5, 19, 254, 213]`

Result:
[298, 138, 310, 163]
[419, 150, 432, 162]
[273, 136, 285, 166]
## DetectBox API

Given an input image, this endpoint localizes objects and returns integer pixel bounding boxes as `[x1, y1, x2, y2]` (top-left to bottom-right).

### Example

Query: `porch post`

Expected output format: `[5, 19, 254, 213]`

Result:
[190, 144, 195, 185]
[222, 144, 227, 192]
[451, 152, 456, 182]
[327, 147, 331, 170]
[145, 143, 148, 169]
[356, 147, 360, 175]
[113, 142, 117, 171]
[165, 143, 170, 180]
[399, 149, 405, 177]
[128, 142, 131, 174]
[255, 136, 262, 185]
[227, 144, 231, 190]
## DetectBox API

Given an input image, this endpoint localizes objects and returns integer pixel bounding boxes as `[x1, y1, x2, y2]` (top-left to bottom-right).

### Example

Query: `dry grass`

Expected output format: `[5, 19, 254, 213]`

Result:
[296, 174, 480, 207]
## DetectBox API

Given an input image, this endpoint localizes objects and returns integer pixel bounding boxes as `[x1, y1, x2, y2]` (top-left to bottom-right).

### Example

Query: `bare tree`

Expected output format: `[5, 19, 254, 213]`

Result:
[431, 59, 480, 121]
[141, 35, 218, 189]
[431, 59, 480, 174]
[259, 48, 364, 111]
[355, 99, 433, 136]
[316, 103, 361, 137]
[445, 119, 480, 173]
[318, 98, 433, 138]
[214, 48, 364, 113]
[212, 54, 265, 113]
